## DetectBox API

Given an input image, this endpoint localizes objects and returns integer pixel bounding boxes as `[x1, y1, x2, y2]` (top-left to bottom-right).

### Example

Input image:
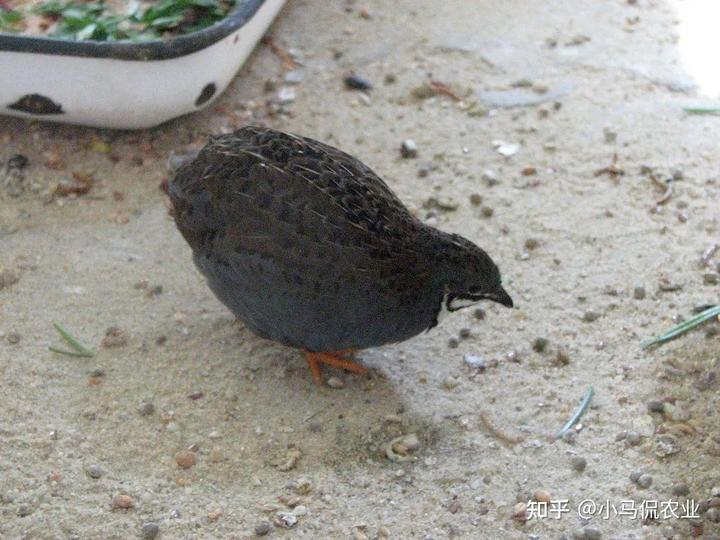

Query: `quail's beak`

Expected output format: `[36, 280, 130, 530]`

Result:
[485, 285, 514, 308]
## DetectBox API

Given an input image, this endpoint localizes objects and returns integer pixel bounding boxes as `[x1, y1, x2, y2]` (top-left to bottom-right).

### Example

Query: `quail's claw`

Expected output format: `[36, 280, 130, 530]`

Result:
[303, 350, 367, 386]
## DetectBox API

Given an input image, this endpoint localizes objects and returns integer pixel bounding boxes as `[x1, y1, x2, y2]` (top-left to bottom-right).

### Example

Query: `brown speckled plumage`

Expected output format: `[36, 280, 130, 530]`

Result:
[169, 126, 512, 355]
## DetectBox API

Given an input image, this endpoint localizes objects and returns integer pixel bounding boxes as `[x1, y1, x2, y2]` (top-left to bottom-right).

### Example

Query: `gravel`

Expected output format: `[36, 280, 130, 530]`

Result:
[400, 139, 418, 158]
[573, 527, 602, 540]
[85, 465, 105, 479]
[141, 522, 160, 540]
[625, 431, 642, 446]
[344, 73, 372, 91]
[570, 456, 587, 472]
[138, 401, 155, 416]
[111, 494, 135, 510]
[637, 473, 653, 489]
[532, 337, 549, 353]
[464, 354, 486, 370]
[175, 450, 197, 469]
[633, 285, 646, 299]
[647, 400, 665, 413]
[482, 169, 499, 186]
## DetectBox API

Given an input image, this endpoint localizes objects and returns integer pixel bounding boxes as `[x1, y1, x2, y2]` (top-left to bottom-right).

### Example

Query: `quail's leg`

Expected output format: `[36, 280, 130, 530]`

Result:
[303, 350, 367, 385]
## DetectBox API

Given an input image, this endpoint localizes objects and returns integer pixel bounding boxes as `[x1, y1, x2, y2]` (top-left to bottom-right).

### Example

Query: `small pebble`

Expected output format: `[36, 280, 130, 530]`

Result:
[524, 238, 540, 250]
[647, 400, 665, 413]
[344, 73, 372, 91]
[704, 272, 719, 285]
[482, 169, 500, 186]
[6, 332, 21, 344]
[326, 376, 345, 389]
[277, 87, 296, 104]
[447, 337, 459, 349]
[86, 464, 105, 479]
[147, 284, 163, 297]
[400, 139, 418, 158]
[443, 376, 459, 390]
[570, 456, 587, 472]
[101, 326, 128, 348]
[582, 310, 600, 322]
[188, 390, 204, 400]
[112, 494, 135, 510]
[463, 354, 486, 371]
[553, 349, 571, 366]
[664, 403, 690, 422]
[175, 450, 197, 469]
[512, 502, 527, 522]
[254, 522, 272, 536]
[473, 308, 486, 320]
[532, 337, 549, 353]
[480, 206, 494, 218]
[706, 508, 720, 523]
[274, 511, 298, 528]
[633, 285, 646, 299]
[637, 473, 653, 489]
[671, 484, 689, 496]
[654, 435, 681, 457]
[630, 470, 643, 483]
[283, 69, 304, 84]
[138, 401, 155, 416]
[277, 447, 301, 471]
[533, 490, 551, 503]
[626, 431, 642, 446]
[459, 327, 471, 339]
[469, 193, 483, 205]
[141, 522, 160, 540]
[573, 527, 601, 540]
[391, 433, 420, 456]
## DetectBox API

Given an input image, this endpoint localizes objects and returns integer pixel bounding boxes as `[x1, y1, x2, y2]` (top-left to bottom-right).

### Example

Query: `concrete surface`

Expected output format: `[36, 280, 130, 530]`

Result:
[1, 1, 719, 539]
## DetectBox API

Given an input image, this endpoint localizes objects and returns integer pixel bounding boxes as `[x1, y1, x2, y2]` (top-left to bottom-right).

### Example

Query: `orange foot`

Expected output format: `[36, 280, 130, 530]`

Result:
[303, 350, 368, 386]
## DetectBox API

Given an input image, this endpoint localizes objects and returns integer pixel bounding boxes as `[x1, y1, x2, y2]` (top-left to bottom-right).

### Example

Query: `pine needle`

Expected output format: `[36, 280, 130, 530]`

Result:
[50, 322, 95, 357]
[683, 106, 720, 115]
[642, 305, 720, 349]
[556, 387, 594, 439]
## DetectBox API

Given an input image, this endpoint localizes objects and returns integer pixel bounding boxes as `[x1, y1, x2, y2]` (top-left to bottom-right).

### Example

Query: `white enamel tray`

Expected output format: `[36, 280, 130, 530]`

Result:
[0, 0, 285, 129]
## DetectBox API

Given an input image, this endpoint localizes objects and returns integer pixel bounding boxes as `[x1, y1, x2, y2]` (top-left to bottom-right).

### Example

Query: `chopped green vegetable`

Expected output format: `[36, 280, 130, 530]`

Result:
[1, 0, 236, 41]
[0, 9, 23, 31]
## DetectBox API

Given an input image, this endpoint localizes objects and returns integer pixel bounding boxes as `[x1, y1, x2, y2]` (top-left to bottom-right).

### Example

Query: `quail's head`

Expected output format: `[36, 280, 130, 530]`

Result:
[436, 233, 514, 312]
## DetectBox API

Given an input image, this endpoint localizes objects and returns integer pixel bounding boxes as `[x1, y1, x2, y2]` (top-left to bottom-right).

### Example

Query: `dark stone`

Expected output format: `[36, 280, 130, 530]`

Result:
[8, 94, 64, 115]
[195, 83, 217, 107]
[344, 73, 372, 91]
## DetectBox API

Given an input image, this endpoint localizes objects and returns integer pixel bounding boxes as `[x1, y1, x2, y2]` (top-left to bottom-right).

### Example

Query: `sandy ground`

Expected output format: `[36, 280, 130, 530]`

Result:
[2, 1, 720, 538]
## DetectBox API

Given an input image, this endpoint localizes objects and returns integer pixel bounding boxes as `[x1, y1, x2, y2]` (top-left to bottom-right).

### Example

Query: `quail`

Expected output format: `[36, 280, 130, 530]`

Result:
[168, 126, 513, 384]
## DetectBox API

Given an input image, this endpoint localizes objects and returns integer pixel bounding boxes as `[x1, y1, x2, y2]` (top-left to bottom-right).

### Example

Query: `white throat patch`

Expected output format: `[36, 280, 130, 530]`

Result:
[437, 293, 479, 325]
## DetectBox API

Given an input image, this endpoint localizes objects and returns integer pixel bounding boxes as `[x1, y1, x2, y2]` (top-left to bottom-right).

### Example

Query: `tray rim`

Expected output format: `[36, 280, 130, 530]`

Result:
[0, 0, 266, 61]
